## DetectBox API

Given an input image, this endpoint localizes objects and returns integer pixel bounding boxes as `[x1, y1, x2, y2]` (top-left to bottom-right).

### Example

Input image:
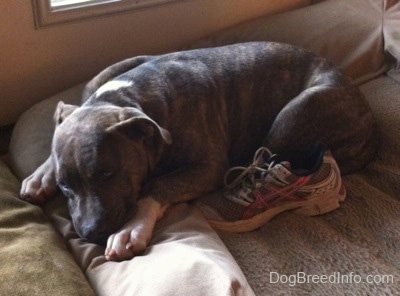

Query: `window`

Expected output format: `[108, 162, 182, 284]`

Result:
[50, 0, 103, 7]
[32, 0, 187, 28]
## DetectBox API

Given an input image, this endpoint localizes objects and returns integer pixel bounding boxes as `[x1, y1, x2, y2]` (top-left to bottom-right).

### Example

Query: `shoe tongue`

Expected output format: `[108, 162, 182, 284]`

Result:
[255, 152, 293, 183]
[265, 161, 293, 185]
[279, 161, 291, 170]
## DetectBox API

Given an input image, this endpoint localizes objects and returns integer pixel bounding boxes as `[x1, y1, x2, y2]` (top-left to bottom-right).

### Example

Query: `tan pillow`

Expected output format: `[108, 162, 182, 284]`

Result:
[8, 84, 255, 296]
[189, 0, 388, 85]
[0, 160, 95, 296]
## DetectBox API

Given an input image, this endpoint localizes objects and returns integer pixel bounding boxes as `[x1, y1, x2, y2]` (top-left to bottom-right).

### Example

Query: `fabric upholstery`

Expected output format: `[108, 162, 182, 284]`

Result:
[384, 0, 400, 82]
[188, 0, 392, 85]
[0, 160, 95, 296]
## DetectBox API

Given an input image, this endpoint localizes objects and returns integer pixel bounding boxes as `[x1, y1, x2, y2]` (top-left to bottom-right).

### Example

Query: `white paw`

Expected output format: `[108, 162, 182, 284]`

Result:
[105, 225, 151, 261]
[104, 198, 169, 261]
[20, 157, 56, 204]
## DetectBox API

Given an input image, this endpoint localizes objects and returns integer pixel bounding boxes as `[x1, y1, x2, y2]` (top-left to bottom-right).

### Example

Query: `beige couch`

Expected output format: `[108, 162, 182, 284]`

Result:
[1, 0, 399, 295]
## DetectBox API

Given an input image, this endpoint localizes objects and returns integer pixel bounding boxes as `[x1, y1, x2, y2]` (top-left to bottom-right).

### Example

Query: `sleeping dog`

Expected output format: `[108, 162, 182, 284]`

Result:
[20, 42, 378, 261]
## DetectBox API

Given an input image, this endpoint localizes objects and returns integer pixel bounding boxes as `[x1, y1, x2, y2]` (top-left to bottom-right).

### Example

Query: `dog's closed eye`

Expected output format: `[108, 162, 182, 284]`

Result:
[58, 181, 74, 199]
[93, 169, 117, 183]
[101, 171, 115, 181]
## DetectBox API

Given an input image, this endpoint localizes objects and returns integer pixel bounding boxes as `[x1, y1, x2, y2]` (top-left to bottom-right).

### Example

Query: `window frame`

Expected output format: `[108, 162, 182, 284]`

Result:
[32, 0, 189, 28]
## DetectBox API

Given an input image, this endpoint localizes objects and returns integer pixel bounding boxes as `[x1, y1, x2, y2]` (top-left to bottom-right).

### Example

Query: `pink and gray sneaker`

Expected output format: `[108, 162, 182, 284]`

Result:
[196, 143, 346, 232]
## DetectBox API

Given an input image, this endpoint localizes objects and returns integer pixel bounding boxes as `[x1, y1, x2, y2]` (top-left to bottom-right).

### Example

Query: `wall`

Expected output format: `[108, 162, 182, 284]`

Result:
[0, 0, 310, 126]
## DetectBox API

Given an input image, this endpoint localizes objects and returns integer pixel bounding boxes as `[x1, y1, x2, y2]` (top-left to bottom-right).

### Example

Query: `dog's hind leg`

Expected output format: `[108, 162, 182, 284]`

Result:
[263, 85, 378, 174]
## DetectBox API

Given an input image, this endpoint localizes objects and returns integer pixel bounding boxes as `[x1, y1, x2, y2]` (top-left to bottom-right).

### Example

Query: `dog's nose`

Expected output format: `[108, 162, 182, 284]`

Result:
[82, 227, 109, 244]
[76, 221, 109, 244]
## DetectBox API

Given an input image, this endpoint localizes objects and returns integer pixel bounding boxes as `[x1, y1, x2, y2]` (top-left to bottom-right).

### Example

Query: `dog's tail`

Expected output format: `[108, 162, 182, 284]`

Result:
[82, 56, 152, 102]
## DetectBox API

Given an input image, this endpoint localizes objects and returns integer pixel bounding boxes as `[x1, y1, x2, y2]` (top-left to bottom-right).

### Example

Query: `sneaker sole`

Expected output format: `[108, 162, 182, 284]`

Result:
[206, 184, 346, 233]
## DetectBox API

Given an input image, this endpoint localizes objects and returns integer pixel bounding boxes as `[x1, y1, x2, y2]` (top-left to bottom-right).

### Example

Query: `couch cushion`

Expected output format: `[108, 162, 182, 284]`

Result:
[0, 160, 95, 296]
[8, 84, 255, 296]
[384, 0, 400, 82]
[188, 0, 389, 85]
[384, 0, 400, 61]
[8, 84, 84, 181]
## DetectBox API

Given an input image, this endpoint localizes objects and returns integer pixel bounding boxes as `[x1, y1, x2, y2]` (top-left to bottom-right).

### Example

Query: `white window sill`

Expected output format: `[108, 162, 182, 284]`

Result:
[32, 0, 189, 28]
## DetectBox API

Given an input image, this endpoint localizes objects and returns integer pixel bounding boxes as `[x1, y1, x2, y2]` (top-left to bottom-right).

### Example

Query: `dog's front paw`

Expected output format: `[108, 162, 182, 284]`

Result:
[105, 225, 151, 261]
[104, 198, 169, 261]
[20, 157, 57, 204]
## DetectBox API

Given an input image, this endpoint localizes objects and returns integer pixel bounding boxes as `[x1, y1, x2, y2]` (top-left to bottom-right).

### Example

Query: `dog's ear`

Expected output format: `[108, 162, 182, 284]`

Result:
[108, 114, 172, 146]
[54, 101, 78, 125]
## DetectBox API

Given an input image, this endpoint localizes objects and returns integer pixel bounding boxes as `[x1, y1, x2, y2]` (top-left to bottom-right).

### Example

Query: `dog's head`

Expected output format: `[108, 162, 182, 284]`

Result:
[52, 101, 171, 243]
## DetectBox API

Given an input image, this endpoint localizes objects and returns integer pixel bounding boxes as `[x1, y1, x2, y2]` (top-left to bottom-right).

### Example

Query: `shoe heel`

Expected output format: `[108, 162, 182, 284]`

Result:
[292, 184, 346, 216]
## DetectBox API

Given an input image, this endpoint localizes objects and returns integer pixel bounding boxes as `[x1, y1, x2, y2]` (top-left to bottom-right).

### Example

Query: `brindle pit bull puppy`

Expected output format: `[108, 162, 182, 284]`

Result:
[20, 42, 378, 261]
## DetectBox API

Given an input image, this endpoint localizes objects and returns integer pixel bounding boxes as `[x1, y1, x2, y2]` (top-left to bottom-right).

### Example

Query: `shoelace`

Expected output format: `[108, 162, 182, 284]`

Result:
[224, 147, 279, 204]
